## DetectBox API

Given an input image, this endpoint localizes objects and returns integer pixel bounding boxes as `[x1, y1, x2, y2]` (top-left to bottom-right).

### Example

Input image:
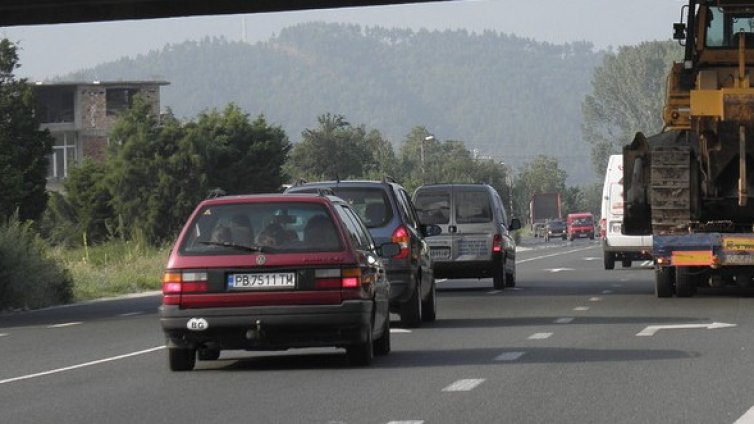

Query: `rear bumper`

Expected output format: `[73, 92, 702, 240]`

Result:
[159, 301, 373, 350]
[432, 257, 498, 279]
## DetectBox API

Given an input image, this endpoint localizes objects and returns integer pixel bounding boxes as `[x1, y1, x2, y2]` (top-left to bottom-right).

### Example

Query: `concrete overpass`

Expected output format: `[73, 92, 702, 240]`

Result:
[0, 0, 446, 27]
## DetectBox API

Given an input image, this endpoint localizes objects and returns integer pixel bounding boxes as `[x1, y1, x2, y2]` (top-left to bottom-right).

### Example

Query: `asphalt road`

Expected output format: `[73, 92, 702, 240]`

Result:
[3, 237, 754, 424]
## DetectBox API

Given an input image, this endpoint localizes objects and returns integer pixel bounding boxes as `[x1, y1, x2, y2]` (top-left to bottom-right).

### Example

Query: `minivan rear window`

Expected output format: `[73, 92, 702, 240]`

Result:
[179, 202, 343, 255]
[455, 191, 492, 224]
[414, 191, 450, 225]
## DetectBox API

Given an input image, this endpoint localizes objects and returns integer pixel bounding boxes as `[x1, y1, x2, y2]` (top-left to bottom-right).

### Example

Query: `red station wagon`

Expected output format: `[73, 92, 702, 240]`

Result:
[159, 193, 399, 371]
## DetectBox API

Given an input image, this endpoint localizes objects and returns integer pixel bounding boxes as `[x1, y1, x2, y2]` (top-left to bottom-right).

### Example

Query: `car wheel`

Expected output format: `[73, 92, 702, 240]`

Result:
[622, 258, 632, 268]
[493, 262, 506, 289]
[421, 278, 437, 322]
[675, 266, 697, 297]
[197, 347, 220, 361]
[347, 327, 374, 366]
[655, 266, 675, 298]
[400, 282, 422, 328]
[168, 347, 196, 371]
[603, 251, 615, 270]
[373, 315, 391, 356]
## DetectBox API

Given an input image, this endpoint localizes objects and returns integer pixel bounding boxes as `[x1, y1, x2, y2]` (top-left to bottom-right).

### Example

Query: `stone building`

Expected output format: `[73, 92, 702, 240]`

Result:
[32, 81, 169, 189]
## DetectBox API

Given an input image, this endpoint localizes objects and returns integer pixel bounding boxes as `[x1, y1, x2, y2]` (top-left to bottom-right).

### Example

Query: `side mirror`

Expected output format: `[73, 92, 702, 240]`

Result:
[378, 242, 401, 258]
[509, 218, 522, 231]
[673, 23, 686, 40]
[422, 224, 442, 237]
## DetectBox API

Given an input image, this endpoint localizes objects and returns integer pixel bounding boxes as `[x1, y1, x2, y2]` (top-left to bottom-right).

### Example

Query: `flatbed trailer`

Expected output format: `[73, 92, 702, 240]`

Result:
[653, 233, 754, 297]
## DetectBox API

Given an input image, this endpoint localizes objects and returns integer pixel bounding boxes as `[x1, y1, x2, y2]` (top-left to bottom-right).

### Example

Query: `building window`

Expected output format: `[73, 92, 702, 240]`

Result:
[106, 88, 139, 116]
[47, 133, 78, 180]
[34, 86, 75, 123]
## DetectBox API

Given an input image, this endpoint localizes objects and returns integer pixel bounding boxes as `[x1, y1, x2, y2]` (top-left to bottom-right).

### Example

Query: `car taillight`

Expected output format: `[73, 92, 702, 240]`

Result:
[392, 225, 410, 259]
[162, 271, 208, 304]
[314, 268, 364, 293]
[492, 233, 503, 253]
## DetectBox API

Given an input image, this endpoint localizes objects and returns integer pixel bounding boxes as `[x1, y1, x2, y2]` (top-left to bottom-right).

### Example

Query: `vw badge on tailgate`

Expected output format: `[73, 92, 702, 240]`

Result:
[186, 318, 208, 331]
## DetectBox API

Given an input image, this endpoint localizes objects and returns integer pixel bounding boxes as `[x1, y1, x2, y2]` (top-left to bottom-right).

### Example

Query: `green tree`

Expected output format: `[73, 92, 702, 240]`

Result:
[287, 113, 375, 181]
[0, 38, 53, 222]
[190, 105, 290, 194]
[64, 159, 113, 244]
[582, 40, 682, 174]
[514, 155, 568, 219]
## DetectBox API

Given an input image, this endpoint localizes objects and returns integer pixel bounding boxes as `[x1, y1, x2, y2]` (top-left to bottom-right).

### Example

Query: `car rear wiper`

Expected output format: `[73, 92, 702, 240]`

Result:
[199, 241, 274, 253]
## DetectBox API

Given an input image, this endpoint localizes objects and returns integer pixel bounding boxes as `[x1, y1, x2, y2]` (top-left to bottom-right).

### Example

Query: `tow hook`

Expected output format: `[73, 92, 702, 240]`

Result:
[246, 320, 264, 340]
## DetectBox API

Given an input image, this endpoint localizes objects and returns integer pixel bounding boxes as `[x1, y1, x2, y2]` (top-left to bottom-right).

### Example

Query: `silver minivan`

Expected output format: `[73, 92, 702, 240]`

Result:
[413, 184, 521, 289]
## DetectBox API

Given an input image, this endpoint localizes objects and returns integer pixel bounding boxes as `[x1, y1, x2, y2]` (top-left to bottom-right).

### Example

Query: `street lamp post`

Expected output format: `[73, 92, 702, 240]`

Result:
[422, 135, 434, 179]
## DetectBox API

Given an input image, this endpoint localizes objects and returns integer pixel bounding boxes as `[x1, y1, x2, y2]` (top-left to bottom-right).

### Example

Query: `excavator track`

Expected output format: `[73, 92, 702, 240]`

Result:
[650, 145, 691, 234]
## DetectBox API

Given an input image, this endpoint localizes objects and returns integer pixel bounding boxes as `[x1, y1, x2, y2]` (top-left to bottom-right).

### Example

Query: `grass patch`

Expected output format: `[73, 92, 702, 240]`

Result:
[50, 240, 169, 302]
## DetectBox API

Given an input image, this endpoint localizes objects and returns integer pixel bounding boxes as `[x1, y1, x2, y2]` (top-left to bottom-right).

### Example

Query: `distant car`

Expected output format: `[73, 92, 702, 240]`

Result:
[413, 183, 521, 290]
[544, 219, 566, 242]
[159, 193, 399, 371]
[285, 179, 439, 328]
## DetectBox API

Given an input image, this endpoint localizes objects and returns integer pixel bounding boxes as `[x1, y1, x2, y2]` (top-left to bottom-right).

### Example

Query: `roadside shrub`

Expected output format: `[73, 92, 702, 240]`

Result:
[0, 215, 73, 310]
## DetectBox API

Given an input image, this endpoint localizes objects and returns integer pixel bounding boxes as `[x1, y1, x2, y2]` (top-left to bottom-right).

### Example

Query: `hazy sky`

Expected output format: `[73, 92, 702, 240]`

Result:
[0, 0, 684, 81]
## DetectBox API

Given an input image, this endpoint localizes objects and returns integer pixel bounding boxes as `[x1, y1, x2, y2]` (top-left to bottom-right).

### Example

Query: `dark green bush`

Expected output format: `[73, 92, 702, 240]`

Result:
[0, 215, 73, 311]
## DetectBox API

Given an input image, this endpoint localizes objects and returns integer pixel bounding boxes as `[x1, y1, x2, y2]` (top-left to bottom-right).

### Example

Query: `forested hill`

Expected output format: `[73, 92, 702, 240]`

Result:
[65, 23, 605, 184]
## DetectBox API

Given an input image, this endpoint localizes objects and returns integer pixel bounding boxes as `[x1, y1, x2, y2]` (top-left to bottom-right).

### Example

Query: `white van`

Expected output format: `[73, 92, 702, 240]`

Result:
[601, 154, 652, 269]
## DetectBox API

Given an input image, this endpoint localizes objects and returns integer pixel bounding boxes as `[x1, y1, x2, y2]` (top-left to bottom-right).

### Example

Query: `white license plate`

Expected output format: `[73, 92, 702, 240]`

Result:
[430, 248, 451, 260]
[227, 273, 296, 290]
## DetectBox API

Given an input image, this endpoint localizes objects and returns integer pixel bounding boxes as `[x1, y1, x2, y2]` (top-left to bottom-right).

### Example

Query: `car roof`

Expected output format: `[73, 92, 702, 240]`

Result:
[199, 193, 341, 207]
[287, 180, 401, 190]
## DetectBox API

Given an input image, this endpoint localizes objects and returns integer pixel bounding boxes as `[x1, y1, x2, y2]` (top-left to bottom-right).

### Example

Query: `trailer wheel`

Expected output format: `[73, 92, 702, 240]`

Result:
[675, 266, 697, 297]
[655, 266, 674, 298]
[622, 258, 632, 268]
[603, 251, 615, 270]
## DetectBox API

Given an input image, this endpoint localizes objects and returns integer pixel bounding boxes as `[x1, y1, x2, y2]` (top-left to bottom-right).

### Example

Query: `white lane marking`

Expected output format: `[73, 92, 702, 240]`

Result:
[545, 268, 574, 273]
[390, 328, 412, 333]
[602, 290, 614, 294]
[47, 322, 82, 328]
[636, 322, 737, 337]
[589, 297, 602, 302]
[0, 333, 8, 337]
[517, 245, 596, 264]
[442, 379, 485, 392]
[0, 346, 165, 385]
[387, 421, 424, 424]
[555, 318, 574, 324]
[117, 312, 144, 317]
[436, 279, 448, 283]
[583, 257, 600, 261]
[528, 332, 553, 340]
[574, 306, 590, 311]
[733, 405, 754, 424]
[495, 351, 526, 361]
[487, 290, 502, 295]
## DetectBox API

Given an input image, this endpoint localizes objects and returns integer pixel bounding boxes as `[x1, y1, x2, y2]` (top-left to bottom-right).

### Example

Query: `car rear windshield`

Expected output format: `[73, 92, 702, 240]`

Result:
[330, 187, 393, 228]
[414, 190, 450, 225]
[572, 217, 592, 226]
[179, 202, 343, 255]
[455, 190, 492, 224]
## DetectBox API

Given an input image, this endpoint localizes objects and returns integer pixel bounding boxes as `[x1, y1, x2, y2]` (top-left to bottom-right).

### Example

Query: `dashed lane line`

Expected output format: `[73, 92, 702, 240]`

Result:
[589, 297, 602, 302]
[0, 333, 7, 337]
[47, 322, 82, 329]
[117, 312, 144, 317]
[574, 306, 590, 311]
[517, 245, 597, 264]
[386, 421, 424, 424]
[487, 290, 502, 295]
[495, 352, 526, 361]
[0, 346, 165, 385]
[390, 328, 412, 333]
[528, 332, 553, 340]
[442, 379, 486, 392]
[734, 405, 754, 424]
[555, 318, 574, 324]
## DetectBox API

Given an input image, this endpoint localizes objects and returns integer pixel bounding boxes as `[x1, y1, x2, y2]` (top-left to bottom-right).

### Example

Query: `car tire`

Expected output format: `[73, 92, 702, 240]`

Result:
[675, 266, 697, 297]
[421, 278, 437, 322]
[655, 266, 675, 298]
[622, 258, 632, 268]
[197, 347, 220, 361]
[603, 251, 615, 270]
[400, 282, 422, 328]
[168, 347, 196, 371]
[505, 269, 516, 288]
[347, 327, 374, 366]
[373, 315, 391, 356]
[493, 262, 506, 289]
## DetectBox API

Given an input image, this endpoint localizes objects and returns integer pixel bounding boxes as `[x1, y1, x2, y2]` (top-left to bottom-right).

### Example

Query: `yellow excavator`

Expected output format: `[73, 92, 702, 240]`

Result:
[623, 0, 754, 297]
